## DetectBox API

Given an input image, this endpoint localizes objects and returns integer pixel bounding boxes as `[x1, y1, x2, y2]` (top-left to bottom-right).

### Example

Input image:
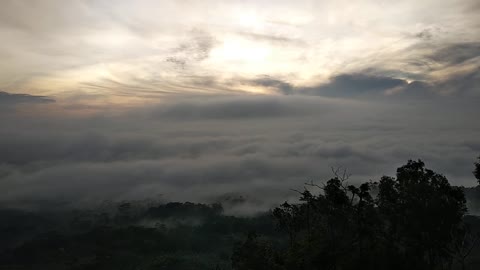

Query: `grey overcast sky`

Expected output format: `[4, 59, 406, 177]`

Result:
[0, 0, 479, 213]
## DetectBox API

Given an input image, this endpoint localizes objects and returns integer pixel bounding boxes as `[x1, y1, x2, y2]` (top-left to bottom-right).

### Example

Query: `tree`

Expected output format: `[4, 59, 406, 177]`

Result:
[376, 160, 467, 269]
[448, 223, 480, 270]
[272, 174, 380, 270]
[233, 160, 469, 270]
[231, 232, 283, 270]
[272, 201, 303, 248]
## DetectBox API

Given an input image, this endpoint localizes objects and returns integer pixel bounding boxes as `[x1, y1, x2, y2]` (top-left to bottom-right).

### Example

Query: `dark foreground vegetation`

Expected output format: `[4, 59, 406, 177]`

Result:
[1, 158, 480, 270]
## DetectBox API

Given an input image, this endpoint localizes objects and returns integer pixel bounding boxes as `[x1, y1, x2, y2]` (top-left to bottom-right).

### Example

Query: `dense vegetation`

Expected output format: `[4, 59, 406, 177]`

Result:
[0, 202, 283, 270]
[1, 159, 480, 269]
[234, 160, 480, 270]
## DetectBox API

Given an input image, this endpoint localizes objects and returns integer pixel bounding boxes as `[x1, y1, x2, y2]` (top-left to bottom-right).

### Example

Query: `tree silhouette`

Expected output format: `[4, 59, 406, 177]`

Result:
[232, 232, 283, 270]
[272, 202, 302, 248]
[377, 160, 467, 269]
[448, 223, 480, 270]
[233, 160, 469, 270]
[271, 172, 380, 269]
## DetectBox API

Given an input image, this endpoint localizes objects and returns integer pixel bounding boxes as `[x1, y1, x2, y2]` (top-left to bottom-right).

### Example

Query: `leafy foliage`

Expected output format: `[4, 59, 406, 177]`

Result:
[236, 160, 473, 270]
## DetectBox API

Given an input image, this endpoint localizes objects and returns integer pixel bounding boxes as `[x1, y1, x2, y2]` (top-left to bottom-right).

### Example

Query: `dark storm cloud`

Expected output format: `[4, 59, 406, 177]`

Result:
[244, 74, 413, 97]
[154, 96, 315, 119]
[0, 91, 54, 106]
[246, 62, 478, 98]
[247, 77, 294, 95]
[433, 68, 480, 96]
[429, 42, 480, 65]
[302, 74, 408, 97]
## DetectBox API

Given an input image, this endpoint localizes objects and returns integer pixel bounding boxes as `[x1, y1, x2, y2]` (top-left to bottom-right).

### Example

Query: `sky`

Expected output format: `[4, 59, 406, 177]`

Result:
[0, 0, 479, 213]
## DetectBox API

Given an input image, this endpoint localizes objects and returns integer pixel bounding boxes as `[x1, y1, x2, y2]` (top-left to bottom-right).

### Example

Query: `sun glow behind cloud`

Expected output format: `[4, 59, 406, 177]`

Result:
[211, 37, 271, 66]
[0, 0, 479, 103]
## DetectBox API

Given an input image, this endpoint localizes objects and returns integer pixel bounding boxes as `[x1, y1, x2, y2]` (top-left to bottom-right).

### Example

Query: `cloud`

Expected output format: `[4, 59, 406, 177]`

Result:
[302, 74, 409, 97]
[0, 91, 54, 106]
[246, 73, 415, 98]
[166, 29, 216, 69]
[0, 94, 478, 212]
[0, 1, 480, 213]
[151, 95, 330, 120]
[237, 31, 304, 45]
[429, 42, 480, 65]
[1, 0, 479, 99]
[414, 29, 434, 40]
[247, 76, 295, 95]
[243, 68, 479, 98]
[427, 68, 480, 96]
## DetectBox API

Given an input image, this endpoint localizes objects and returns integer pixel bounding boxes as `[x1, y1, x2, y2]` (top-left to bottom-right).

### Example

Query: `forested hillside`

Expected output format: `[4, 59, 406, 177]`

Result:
[1, 159, 480, 270]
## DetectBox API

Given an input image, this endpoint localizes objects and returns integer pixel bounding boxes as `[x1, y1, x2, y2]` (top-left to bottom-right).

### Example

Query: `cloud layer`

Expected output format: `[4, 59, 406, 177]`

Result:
[0, 1, 479, 213]
[0, 94, 478, 212]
